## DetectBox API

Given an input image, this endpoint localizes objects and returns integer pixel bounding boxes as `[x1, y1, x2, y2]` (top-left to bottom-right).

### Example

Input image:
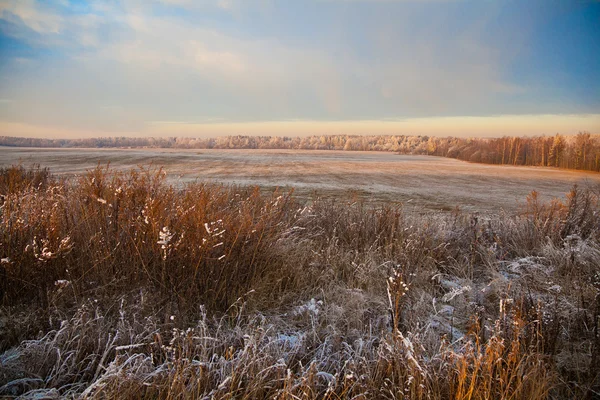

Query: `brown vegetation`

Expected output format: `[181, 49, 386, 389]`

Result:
[0, 165, 599, 398]
[2, 147, 596, 216]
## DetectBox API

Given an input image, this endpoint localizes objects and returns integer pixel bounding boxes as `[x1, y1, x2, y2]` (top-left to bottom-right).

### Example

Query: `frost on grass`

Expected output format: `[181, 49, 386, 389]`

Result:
[0, 166, 598, 399]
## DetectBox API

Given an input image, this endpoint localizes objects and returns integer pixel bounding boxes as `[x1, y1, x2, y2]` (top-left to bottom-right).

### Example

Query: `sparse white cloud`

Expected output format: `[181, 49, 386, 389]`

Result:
[0, 0, 521, 118]
[0, 0, 63, 34]
[153, 0, 244, 12]
[216, 0, 234, 10]
[318, 0, 457, 3]
[0, 0, 597, 137]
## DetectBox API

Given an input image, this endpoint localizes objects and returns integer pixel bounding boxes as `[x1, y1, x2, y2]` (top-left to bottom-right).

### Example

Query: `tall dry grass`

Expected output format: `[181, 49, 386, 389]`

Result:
[1, 165, 298, 315]
[0, 165, 599, 399]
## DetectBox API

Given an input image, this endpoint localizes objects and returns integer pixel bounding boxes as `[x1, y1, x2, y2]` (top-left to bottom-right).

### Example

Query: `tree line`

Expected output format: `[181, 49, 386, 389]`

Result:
[1, 132, 598, 172]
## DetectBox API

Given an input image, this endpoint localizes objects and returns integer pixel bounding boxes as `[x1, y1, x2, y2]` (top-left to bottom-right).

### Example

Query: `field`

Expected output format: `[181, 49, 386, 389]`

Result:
[0, 152, 599, 399]
[1, 147, 599, 213]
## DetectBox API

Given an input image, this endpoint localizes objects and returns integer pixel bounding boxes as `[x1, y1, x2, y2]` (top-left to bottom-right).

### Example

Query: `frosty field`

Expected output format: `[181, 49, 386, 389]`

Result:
[1, 160, 600, 398]
[1, 147, 598, 213]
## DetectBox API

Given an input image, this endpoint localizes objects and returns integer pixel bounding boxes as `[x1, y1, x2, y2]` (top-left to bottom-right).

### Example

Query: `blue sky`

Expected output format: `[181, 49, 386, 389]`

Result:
[0, 0, 598, 138]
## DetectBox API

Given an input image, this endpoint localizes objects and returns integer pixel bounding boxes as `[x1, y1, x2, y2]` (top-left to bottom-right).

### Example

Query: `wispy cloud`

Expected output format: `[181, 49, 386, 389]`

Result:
[0, 0, 63, 34]
[0, 0, 598, 137]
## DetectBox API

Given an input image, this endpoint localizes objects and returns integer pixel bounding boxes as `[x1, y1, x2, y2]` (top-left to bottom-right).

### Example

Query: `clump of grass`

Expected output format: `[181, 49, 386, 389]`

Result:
[1, 165, 299, 316]
[1, 165, 599, 398]
[0, 164, 52, 195]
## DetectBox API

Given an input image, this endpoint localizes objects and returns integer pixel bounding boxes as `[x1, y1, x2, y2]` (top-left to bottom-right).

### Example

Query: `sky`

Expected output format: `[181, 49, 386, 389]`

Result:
[0, 0, 599, 139]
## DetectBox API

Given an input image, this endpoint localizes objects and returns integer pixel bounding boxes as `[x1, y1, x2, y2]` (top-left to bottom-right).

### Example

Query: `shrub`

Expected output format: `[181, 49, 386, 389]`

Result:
[1, 166, 598, 398]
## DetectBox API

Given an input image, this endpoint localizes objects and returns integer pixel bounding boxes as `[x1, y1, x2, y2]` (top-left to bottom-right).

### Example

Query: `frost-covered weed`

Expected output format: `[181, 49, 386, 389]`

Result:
[0, 166, 599, 398]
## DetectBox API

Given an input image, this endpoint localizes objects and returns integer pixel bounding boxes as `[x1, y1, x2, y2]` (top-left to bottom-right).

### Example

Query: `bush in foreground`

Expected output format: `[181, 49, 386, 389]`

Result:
[0, 165, 599, 398]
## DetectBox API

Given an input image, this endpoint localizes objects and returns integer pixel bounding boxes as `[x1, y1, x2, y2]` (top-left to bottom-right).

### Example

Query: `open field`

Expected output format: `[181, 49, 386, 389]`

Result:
[1, 147, 598, 213]
[1, 164, 600, 398]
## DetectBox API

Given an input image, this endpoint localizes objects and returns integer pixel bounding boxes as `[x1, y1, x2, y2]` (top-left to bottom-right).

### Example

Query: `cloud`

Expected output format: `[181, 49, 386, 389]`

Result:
[154, 0, 247, 12]
[141, 114, 600, 137]
[319, 0, 455, 2]
[2, 114, 599, 139]
[216, 0, 234, 10]
[0, 0, 596, 137]
[0, 1, 519, 117]
[0, 121, 141, 138]
[0, 0, 63, 34]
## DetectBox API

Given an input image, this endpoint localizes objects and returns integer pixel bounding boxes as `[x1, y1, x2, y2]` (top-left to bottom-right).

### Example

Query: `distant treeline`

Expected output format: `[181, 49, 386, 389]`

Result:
[1, 132, 598, 171]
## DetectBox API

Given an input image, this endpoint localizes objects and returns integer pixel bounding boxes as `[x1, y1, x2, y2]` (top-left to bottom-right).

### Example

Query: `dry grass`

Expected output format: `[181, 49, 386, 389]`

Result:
[1, 165, 599, 399]
[2, 147, 598, 214]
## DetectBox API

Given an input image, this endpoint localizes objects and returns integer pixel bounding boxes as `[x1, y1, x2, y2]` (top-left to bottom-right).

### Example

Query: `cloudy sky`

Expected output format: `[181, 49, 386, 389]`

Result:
[0, 0, 599, 138]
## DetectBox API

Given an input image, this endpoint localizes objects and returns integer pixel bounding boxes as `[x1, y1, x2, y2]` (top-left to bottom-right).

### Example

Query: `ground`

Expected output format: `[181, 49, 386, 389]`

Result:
[1, 147, 598, 213]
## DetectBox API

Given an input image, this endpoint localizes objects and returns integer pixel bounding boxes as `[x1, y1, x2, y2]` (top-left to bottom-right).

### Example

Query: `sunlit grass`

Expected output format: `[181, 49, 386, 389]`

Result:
[0, 165, 598, 398]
